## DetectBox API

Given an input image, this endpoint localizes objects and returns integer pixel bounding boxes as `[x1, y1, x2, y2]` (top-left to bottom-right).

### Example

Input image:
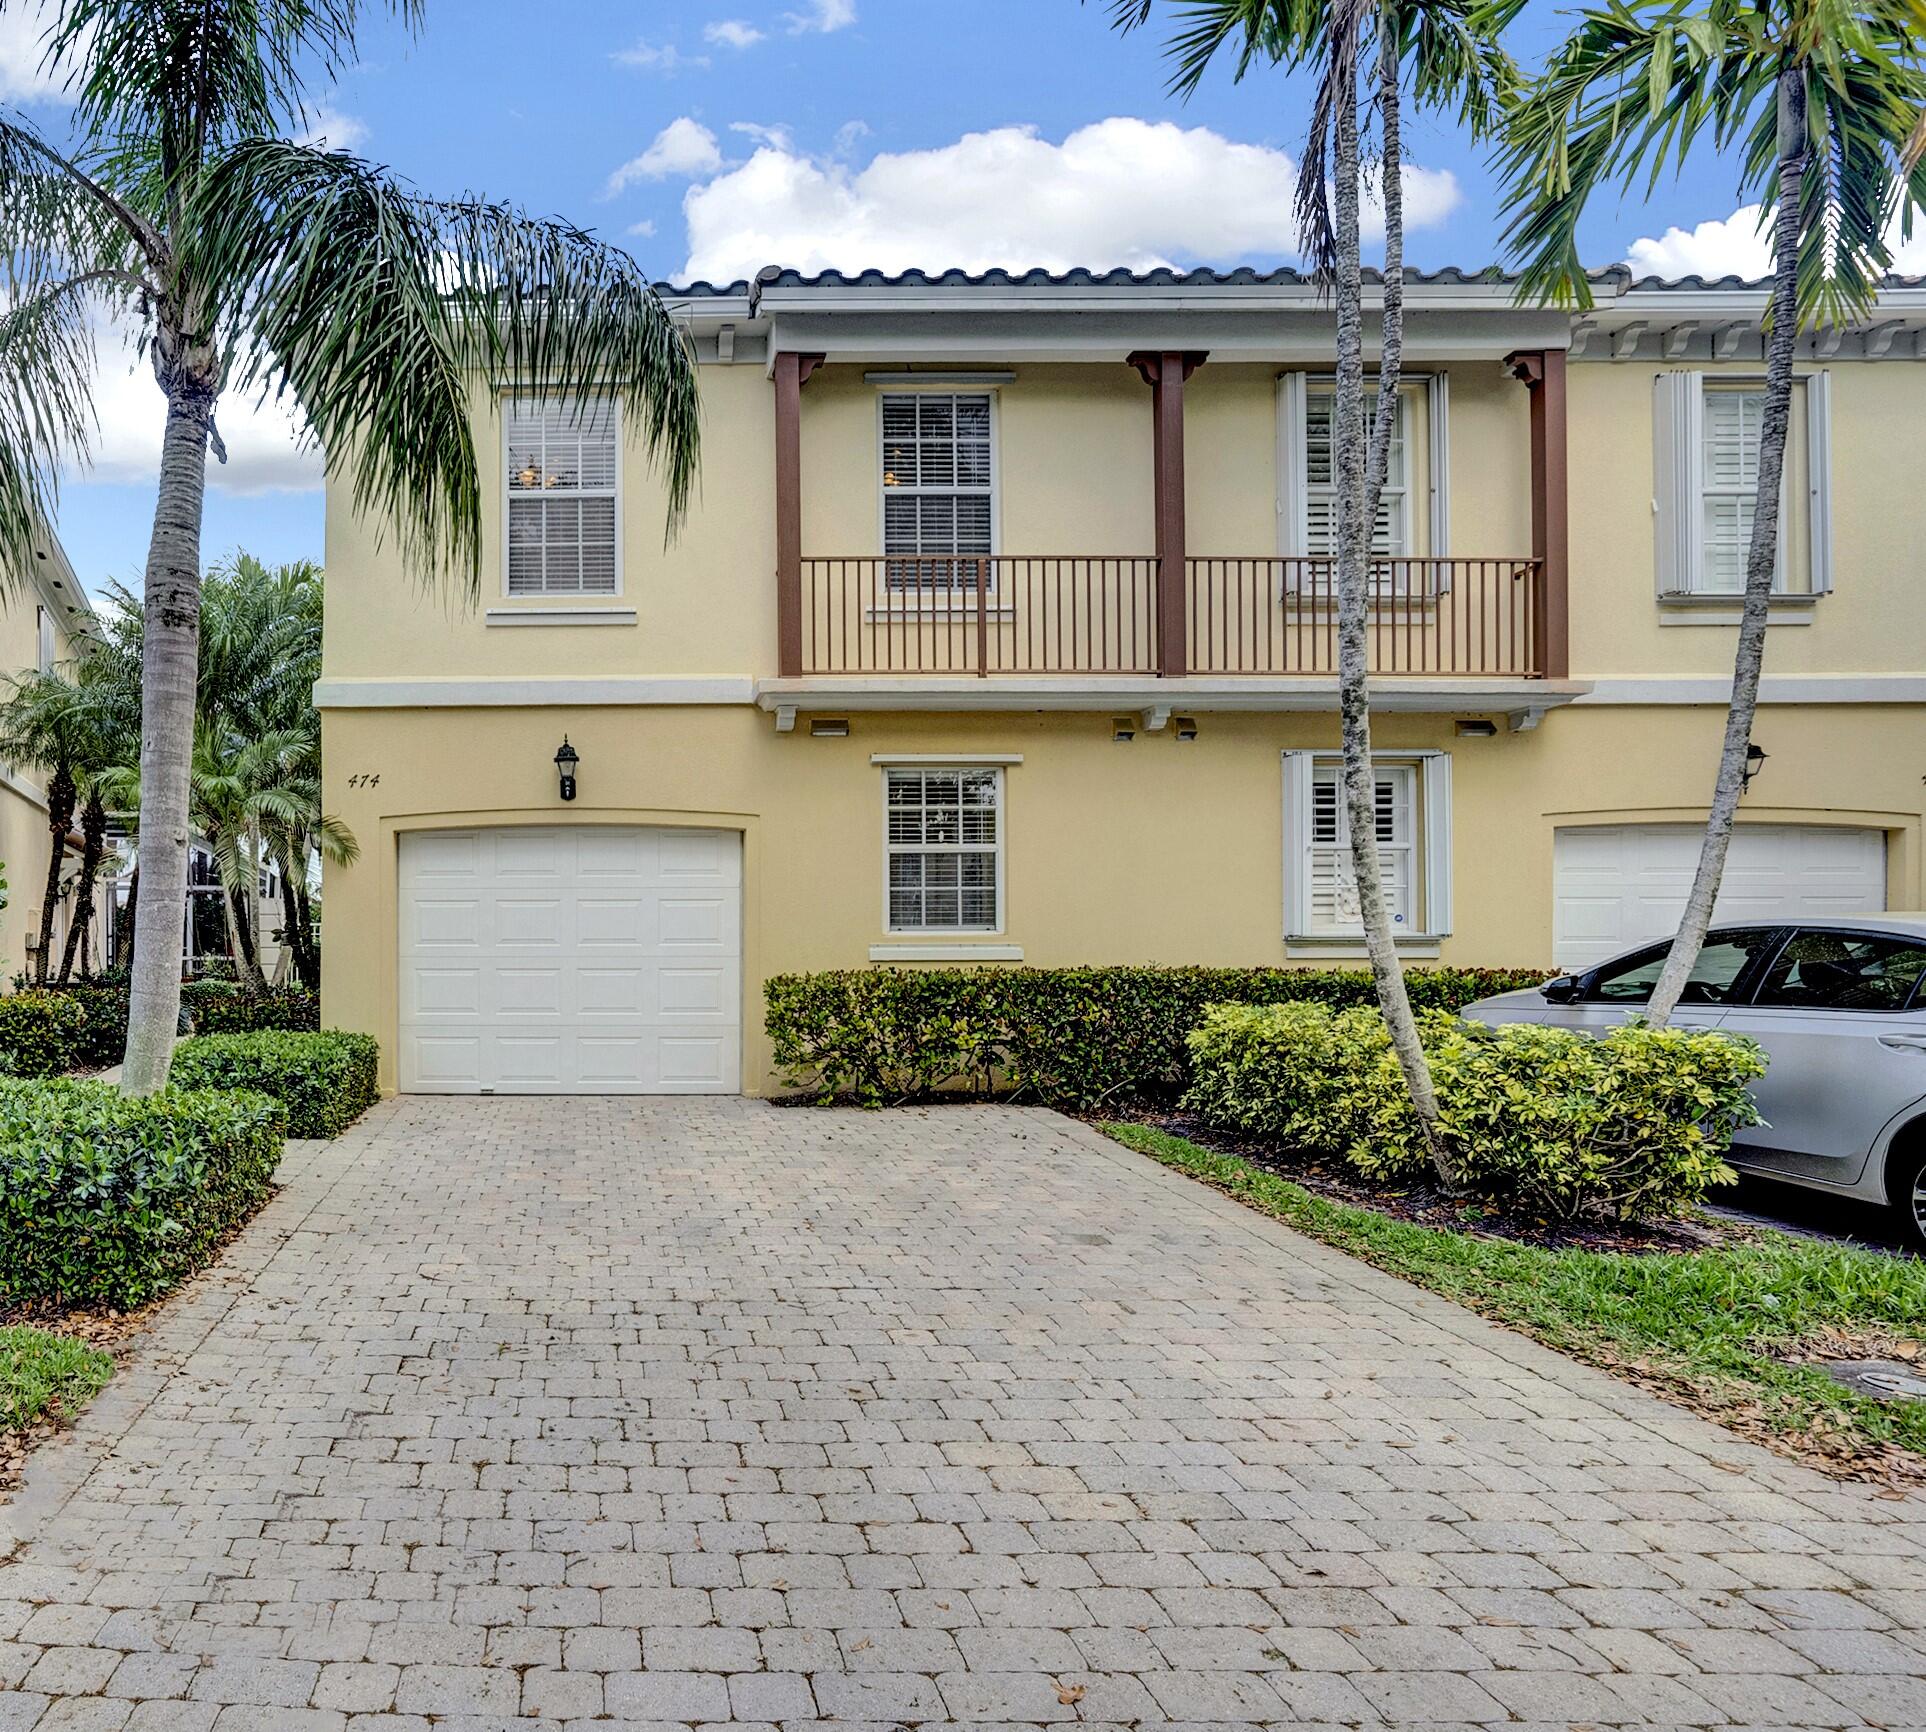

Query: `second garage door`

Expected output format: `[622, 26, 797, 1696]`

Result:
[1552, 822, 1886, 970]
[399, 826, 741, 1094]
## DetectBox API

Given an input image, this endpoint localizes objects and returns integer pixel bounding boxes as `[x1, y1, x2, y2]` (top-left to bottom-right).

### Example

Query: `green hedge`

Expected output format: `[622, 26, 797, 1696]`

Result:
[765, 965, 1550, 1108]
[57, 983, 131, 1069]
[170, 1031, 379, 1139]
[1183, 1002, 1764, 1221]
[0, 992, 88, 1078]
[180, 983, 320, 1035]
[0, 1078, 287, 1308]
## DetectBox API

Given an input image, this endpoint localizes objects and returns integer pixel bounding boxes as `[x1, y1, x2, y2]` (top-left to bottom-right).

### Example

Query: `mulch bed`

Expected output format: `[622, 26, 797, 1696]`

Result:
[1111, 1109, 1753, 1255]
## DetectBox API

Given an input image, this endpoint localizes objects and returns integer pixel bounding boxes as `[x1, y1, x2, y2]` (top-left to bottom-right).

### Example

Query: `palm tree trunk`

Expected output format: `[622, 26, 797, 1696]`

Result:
[57, 790, 107, 984]
[1647, 69, 1805, 1026]
[276, 855, 310, 988]
[294, 876, 319, 990]
[1334, 16, 1452, 1186]
[36, 758, 76, 986]
[122, 390, 211, 1094]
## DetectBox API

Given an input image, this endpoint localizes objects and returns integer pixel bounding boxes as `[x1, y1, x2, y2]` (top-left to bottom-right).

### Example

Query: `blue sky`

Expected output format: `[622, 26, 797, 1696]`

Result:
[2, 0, 1841, 597]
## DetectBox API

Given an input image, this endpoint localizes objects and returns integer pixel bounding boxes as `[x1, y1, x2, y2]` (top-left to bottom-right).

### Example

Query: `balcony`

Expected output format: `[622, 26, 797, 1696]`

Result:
[797, 555, 1547, 679]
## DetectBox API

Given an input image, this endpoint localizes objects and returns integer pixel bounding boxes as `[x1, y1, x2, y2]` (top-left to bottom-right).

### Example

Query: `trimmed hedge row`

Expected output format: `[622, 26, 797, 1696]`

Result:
[0, 983, 321, 1076]
[0, 1078, 287, 1308]
[765, 965, 1550, 1108]
[171, 1031, 379, 1139]
[1184, 1002, 1763, 1221]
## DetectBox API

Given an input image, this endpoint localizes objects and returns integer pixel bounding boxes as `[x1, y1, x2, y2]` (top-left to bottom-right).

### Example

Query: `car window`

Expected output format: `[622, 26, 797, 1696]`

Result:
[1753, 931, 1926, 1012]
[1586, 927, 1782, 1006]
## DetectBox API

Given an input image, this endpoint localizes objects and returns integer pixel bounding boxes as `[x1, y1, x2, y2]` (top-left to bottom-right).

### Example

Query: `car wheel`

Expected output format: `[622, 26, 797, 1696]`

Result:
[1893, 1144, 1926, 1254]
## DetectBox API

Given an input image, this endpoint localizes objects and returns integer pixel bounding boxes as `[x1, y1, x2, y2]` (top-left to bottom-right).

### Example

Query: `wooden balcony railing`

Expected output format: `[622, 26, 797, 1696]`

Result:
[797, 555, 1546, 679]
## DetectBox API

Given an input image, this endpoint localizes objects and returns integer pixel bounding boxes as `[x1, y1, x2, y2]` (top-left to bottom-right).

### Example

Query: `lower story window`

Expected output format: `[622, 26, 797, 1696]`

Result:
[1283, 750, 1452, 940]
[885, 766, 1002, 932]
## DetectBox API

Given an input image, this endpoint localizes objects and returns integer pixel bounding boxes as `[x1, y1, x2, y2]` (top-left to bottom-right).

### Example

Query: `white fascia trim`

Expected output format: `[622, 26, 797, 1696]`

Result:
[869, 942, 1025, 962]
[1575, 676, 1926, 706]
[0, 764, 49, 810]
[314, 676, 756, 709]
[760, 676, 1591, 715]
[484, 606, 638, 627]
[869, 753, 1024, 766]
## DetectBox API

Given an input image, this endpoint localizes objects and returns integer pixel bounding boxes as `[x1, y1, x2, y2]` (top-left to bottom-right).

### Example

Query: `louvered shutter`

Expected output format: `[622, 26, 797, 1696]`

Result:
[1652, 372, 1702, 595]
[505, 397, 619, 596]
[881, 392, 995, 592]
[1301, 761, 1416, 934]
[1806, 371, 1833, 594]
[1699, 386, 1761, 594]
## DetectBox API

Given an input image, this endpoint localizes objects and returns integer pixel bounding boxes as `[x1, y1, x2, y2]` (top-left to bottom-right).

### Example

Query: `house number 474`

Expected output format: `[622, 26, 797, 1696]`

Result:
[347, 773, 381, 788]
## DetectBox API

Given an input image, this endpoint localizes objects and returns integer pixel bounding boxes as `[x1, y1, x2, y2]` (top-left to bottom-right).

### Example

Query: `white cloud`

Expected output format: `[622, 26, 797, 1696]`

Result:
[626, 219, 657, 239]
[606, 118, 724, 196]
[1626, 200, 1926, 281]
[704, 19, 764, 49]
[296, 107, 368, 151]
[786, 0, 855, 34]
[69, 322, 319, 497]
[0, 1, 73, 102]
[677, 117, 1460, 282]
[730, 120, 793, 151]
[612, 40, 707, 74]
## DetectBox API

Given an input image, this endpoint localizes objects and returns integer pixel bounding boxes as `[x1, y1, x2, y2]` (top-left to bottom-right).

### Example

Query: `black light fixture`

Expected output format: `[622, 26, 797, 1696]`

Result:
[554, 737, 580, 802]
[1742, 741, 1769, 793]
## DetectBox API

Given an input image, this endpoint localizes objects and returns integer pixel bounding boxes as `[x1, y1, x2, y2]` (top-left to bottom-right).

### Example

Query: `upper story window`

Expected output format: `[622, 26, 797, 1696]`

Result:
[884, 765, 1002, 933]
[1304, 387, 1408, 556]
[1653, 371, 1833, 599]
[1279, 374, 1448, 570]
[35, 606, 54, 675]
[1283, 750, 1453, 942]
[505, 396, 619, 597]
[881, 392, 994, 592]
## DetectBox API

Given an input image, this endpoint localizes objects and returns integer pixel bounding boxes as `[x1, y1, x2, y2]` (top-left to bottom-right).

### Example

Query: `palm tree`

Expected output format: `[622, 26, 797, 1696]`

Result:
[0, 3, 701, 1093]
[1107, 0, 1515, 1185]
[1497, 0, 1926, 1024]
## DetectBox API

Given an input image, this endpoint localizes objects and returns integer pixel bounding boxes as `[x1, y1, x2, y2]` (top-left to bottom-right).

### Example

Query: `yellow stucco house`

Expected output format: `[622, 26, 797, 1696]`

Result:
[318, 264, 1926, 1097]
[0, 531, 102, 981]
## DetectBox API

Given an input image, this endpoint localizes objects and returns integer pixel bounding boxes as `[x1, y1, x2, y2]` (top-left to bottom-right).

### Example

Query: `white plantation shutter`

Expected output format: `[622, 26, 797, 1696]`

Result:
[505, 396, 619, 596]
[1302, 390, 1406, 557]
[880, 392, 995, 591]
[1700, 386, 1763, 593]
[1283, 751, 1451, 940]
[884, 767, 1002, 932]
[1654, 373, 1796, 596]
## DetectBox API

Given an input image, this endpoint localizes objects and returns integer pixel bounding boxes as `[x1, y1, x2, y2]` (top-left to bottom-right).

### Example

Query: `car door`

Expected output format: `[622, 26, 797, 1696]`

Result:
[1718, 928, 1926, 1186]
[1560, 926, 1786, 1036]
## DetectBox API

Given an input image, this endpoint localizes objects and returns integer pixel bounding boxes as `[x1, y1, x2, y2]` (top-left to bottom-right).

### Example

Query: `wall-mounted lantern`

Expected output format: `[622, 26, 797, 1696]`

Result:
[1742, 741, 1769, 794]
[554, 737, 580, 803]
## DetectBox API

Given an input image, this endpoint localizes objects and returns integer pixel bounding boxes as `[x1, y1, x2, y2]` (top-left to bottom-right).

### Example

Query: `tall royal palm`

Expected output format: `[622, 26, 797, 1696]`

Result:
[0, 2, 701, 1091]
[1107, 0, 1515, 1184]
[1498, 0, 1926, 1024]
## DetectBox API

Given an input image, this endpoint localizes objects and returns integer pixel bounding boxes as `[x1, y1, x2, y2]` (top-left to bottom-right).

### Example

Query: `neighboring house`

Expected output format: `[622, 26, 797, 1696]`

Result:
[317, 264, 1926, 1097]
[0, 531, 102, 982]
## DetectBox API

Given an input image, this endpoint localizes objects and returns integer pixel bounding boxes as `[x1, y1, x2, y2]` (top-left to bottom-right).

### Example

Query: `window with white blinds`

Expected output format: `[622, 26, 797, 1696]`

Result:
[1283, 751, 1452, 942]
[35, 606, 54, 675]
[884, 767, 1002, 932]
[1700, 387, 1766, 593]
[1304, 388, 1408, 557]
[504, 396, 619, 596]
[880, 393, 994, 592]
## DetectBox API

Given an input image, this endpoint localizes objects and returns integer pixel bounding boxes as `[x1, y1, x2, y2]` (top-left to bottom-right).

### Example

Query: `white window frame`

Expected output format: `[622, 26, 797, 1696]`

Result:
[501, 392, 624, 599]
[877, 387, 1000, 600]
[1282, 749, 1452, 942]
[881, 763, 1006, 936]
[1652, 370, 1832, 598]
[35, 605, 54, 676]
[1277, 372, 1451, 583]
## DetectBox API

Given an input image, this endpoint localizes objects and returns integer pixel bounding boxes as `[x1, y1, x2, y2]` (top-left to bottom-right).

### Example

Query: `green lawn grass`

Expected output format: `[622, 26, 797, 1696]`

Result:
[1102, 1119, 1926, 1475]
[0, 1325, 114, 1432]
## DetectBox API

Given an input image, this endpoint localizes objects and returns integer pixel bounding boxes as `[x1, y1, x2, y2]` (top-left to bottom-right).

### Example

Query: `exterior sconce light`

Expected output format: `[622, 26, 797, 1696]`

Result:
[1455, 718, 1498, 738]
[554, 737, 580, 803]
[1173, 717, 1199, 742]
[1112, 717, 1136, 743]
[1742, 742, 1769, 793]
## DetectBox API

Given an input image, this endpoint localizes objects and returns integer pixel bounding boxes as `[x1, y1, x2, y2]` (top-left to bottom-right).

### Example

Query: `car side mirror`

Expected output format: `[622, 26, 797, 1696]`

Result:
[1540, 975, 1581, 1004]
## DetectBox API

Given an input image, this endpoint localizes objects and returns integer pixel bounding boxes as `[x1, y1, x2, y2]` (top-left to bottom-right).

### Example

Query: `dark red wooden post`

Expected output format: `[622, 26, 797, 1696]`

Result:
[1505, 348, 1570, 681]
[774, 351, 825, 678]
[1128, 351, 1206, 678]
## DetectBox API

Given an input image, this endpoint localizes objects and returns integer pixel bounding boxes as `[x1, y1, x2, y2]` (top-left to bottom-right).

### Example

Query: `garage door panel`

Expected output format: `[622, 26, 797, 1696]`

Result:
[399, 826, 741, 1095]
[1554, 824, 1885, 969]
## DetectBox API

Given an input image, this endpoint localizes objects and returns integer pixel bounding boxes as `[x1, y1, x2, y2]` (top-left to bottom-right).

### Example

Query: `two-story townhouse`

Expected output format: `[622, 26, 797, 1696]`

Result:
[0, 528, 103, 979]
[316, 263, 1926, 1097]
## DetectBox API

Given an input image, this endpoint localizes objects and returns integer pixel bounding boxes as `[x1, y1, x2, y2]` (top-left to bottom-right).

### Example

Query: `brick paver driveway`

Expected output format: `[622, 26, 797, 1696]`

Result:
[4, 1098, 1924, 1730]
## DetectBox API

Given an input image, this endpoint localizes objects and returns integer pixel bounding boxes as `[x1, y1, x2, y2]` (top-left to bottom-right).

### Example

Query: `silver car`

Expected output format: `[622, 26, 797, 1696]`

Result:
[1464, 915, 1926, 1248]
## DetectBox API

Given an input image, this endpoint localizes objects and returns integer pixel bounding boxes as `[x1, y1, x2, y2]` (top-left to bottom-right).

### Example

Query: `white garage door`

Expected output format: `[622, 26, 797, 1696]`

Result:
[399, 826, 741, 1094]
[1553, 823, 1886, 970]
